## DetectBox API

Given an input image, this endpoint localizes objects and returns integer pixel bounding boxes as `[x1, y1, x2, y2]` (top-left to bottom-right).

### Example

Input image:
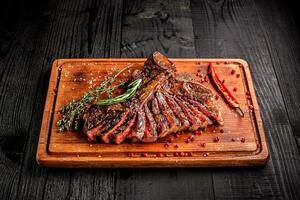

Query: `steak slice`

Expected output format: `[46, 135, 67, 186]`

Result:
[183, 99, 212, 127]
[127, 107, 146, 142]
[151, 97, 170, 138]
[142, 102, 158, 143]
[155, 91, 181, 133]
[187, 98, 222, 125]
[113, 113, 136, 144]
[162, 91, 190, 130]
[100, 110, 130, 143]
[174, 96, 206, 131]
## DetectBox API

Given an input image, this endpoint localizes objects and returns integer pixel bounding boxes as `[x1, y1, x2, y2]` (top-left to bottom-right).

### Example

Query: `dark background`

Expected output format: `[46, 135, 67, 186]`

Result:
[1, 0, 300, 199]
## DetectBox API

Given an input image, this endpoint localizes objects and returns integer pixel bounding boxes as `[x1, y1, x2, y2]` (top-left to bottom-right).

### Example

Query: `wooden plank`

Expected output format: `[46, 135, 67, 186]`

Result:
[0, 1, 54, 200]
[254, 0, 300, 151]
[121, 0, 195, 58]
[115, 168, 213, 200]
[13, 0, 124, 199]
[191, 0, 300, 199]
[37, 58, 268, 167]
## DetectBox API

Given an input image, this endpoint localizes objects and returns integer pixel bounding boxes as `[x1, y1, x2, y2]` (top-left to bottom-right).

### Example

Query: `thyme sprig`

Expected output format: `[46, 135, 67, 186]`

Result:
[57, 64, 133, 132]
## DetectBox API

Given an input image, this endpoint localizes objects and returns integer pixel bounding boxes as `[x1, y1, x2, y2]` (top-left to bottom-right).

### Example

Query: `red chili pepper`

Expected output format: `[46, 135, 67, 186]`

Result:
[208, 63, 244, 117]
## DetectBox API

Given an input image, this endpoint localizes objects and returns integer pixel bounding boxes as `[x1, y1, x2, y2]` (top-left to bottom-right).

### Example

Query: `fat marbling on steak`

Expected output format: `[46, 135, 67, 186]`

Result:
[82, 52, 223, 144]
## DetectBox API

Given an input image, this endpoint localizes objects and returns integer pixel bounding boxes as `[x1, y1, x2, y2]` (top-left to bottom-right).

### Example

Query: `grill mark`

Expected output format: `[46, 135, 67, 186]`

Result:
[187, 98, 223, 125]
[162, 91, 190, 130]
[151, 97, 170, 138]
[114, 113, 137, 144]
[142, 102, 158, 142]
[85, 123, 105, 141]
[155, 91, 181, 133]
[101, 110, 131, 143]
[174, 96, 203, 131]
[184, 100, 210, 128]
[128, 107, 146, 142]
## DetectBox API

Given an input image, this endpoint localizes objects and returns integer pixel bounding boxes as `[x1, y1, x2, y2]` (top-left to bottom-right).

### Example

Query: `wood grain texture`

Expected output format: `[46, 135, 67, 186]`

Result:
[0, 0, 299, 199]
[10, 0, 124, 200]
[254, 0, 300, 151]
[191, 0, 300, 199]
[121, 0, 195, 58]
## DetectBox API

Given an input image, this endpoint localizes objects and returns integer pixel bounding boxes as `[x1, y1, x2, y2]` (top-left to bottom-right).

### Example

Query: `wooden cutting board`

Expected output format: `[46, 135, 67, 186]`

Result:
[36, 58, 269, 168]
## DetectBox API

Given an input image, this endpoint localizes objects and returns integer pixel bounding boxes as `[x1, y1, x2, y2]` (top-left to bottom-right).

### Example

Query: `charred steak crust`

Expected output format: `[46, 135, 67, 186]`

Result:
[82, 51, 223, 143]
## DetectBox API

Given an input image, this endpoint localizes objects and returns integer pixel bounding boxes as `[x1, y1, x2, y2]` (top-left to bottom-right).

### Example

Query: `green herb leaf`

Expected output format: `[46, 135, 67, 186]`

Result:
[96, 78, 142, 106]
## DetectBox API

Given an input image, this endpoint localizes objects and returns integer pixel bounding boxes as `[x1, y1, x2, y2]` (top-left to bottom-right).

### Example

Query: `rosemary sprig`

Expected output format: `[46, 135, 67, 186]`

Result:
[96, 78, 142, 106]
[57, 64, 133, 132]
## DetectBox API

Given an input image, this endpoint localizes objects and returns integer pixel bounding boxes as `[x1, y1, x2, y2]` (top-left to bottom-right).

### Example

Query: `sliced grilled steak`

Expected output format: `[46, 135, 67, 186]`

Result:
[81, 51, 223, 144]
[174, 96, 206, 131]
[163, 76, 223, 125]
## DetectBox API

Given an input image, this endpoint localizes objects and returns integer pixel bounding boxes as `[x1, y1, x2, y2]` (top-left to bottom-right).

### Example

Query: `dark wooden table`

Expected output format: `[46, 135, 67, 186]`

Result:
[1, 0, 300, 199]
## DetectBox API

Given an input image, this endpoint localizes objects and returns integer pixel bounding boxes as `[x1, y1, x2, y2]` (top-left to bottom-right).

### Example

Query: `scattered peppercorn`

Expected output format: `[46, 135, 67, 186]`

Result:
[214, 137, 220, 142]
[174, 144, 179, 148]
[233, 87, 237, 92]
[189, 135, 194, 142]
[156, 153, 163, 157]
[196, 130, 202, 135]
[241, 137, 246, 143]
[220, 129, 224, 133]
[198, 142, 206, 147]
[236, 74, 240, 78]
[128, 153, 133, 157]
[204, 75, 209, 82]
[231, 69, 236, 75]
[142, 153, 148, 157]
